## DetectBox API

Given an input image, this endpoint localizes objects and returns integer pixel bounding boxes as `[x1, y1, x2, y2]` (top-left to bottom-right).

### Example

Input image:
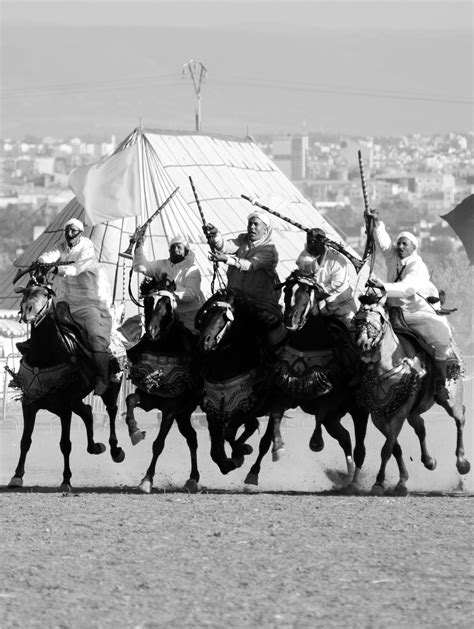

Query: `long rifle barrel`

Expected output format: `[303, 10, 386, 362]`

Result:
[241, 194, 365, 273]
[119, 186, 179, 260]
[189, 176, 215, 251]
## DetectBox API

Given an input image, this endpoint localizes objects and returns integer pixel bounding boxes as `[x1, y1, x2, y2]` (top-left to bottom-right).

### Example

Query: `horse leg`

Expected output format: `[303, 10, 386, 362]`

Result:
[138, 411, 174, 494]
[371, 410, 408, 496]
[437, 388, 471, 475]
[207, 418, 240, 475]
[407, 411, 437, 471]
[392, 440, 409, 496]
[9, 403, 38, 487]
[72, 400, 106, 456]
[231, 415, 259, 458]
[320, 408, 356, 481]
[100, 377, 125, 463]
[347, 403, 369, 493]
[309, 417, 324, 453]
[125, 391, 146, 445]
[175, 412, 200, 493]
[244, 414, 274, 486]
[58, 410, 73, 490]
[270, 410, 285, 462]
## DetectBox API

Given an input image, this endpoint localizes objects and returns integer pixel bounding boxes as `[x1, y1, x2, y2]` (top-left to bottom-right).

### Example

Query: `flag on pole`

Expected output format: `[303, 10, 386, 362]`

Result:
[69, 143, 141, 226]
[440, 194, 474, 265]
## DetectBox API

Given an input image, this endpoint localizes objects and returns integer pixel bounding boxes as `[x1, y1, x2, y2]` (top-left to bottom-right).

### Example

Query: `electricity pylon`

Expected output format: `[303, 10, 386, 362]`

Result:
[182, 59, 207, 131]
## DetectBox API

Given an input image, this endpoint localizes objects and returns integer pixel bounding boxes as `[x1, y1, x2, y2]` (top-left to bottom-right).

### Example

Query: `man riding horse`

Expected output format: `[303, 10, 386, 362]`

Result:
[37, 218, 115, 396]
[366, 208, 457, 402]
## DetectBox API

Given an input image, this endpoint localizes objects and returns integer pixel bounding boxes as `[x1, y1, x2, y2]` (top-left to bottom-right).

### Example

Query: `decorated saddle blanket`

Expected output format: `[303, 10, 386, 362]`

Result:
[128, 351, 194, 397]
[201, 370, 258, 420]
[8, 358, 82, 403]
[273, 345, 335, 399]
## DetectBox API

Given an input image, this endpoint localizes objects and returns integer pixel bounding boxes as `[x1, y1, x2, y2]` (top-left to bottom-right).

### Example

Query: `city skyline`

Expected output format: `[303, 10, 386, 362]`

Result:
[1, 1, 473, 140]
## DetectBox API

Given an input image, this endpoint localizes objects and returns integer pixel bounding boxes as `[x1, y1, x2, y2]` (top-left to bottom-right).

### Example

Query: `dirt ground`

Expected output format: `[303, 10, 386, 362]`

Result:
[1, 405, 473, 628]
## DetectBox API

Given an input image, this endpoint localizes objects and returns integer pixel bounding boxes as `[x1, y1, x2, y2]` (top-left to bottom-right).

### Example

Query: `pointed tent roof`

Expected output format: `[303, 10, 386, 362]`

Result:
[0, 128, 363, 315]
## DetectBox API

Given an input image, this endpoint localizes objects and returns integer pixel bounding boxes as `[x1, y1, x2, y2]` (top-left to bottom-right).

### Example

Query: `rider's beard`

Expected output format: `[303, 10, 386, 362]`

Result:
[66, 234, 82, 248]
[169, 253, 185, 264]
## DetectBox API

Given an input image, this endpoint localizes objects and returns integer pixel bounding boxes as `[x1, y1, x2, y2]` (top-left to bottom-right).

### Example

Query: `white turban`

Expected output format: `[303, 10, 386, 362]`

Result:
[64, 218, 84, 231]
[247, 210, 271, 227]
[397, 231, 418, 248]
[169, 234, 188, 248]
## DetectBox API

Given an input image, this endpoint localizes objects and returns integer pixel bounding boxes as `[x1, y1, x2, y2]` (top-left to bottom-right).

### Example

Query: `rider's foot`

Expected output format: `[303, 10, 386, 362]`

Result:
[94, 378, 108, 396]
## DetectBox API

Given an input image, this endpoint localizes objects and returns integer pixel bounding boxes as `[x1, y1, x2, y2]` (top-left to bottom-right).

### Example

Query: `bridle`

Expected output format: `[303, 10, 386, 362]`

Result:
[196, 295, 235, 351]
[19, 282, 55, 327]
[353, 301, 389, 356]
[145, 289, 178, 338]
[283, 273, 323, 331]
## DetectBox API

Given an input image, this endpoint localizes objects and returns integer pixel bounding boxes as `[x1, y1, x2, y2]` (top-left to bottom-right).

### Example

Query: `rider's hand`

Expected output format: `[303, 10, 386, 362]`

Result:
[57, 266, 75, 277]
[209, 252, 228, 264]
[365, 207, 379, 220]
[203, 223, 218, 238]
[367, 277, 384, 290]
[135, 235, 145, 248]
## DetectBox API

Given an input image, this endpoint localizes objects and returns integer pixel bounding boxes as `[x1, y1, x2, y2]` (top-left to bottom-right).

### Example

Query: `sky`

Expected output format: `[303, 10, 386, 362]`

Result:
[1, 0, 473, 140]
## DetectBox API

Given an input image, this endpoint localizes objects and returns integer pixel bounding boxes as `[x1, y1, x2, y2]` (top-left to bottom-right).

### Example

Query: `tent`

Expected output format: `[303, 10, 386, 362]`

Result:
[0, 128, 364, 317]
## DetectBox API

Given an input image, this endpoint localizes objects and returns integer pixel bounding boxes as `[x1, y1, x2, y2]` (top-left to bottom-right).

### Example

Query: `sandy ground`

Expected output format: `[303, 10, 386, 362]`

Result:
[1, 403, 473, 628]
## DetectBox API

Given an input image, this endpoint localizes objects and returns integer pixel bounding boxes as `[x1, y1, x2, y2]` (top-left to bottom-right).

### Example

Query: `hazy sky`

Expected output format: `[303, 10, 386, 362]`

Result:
[1, 0, 472, 139]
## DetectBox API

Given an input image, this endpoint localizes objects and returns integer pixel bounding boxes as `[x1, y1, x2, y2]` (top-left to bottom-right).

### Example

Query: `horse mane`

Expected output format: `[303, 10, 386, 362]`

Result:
[140, 275, 176, 298]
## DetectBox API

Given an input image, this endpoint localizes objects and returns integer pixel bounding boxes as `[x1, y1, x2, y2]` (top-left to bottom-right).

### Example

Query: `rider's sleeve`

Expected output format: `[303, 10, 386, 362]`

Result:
[64, 239, 97, 275]
[224, 241, 278, 272]
[373, 221, 395, 258]
[132, 246, 166, 277]
[174, 266, 202, 302]
[37, 248, 61, 264]
[319, 257, 349, 301]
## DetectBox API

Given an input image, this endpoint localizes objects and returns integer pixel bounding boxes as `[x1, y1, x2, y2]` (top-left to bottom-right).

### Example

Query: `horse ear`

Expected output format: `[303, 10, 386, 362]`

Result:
[14, 285, 26, 294]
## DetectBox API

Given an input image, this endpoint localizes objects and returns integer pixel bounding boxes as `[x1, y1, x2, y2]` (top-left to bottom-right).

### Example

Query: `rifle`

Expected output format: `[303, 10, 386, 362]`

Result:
[119, 186, 180, 259]
[358, 150, 375, 271]
[189, 176, 216, 252]
[241, 194, 365, 273]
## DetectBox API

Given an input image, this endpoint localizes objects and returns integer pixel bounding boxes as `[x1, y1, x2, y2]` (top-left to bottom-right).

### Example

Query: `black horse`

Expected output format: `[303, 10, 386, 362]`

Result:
[245, 272, 369, 490]
[125, 277, 202, 493]
[8, 266, 124, 490]
[195, 289, 272, 475]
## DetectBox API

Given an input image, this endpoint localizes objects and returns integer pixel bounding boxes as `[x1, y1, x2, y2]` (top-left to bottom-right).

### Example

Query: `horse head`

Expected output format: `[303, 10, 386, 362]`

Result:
[140, 276, 178, 342]
[282, 272, 329, 331]
[15, 275, 55, 326]
[195, 288, 236, 353]
[353, 289, 389, 358]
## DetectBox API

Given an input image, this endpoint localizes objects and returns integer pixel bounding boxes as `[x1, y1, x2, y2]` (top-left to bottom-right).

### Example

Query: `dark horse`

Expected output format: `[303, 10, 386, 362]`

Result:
[125, 276, 202, 493]
[353, 288, 470, 495]
[245, 272, 369, 490]
[195, 289, 272, 475]
[8, 266, 124, 490]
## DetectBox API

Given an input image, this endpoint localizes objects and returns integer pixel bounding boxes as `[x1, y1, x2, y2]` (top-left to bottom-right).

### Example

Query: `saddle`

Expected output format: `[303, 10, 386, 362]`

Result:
[389, 307, 435, 360]
[54, 301, 93, 359]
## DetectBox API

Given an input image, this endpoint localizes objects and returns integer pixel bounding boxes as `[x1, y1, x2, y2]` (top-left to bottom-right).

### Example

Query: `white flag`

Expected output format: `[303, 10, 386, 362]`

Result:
[69, 143, 141, 226]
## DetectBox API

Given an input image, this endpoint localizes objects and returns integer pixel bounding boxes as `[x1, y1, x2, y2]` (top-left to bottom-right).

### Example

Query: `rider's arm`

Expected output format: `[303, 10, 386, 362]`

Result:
[132, 245, 165, 277]
[373, 220, 394, 256]
[174, 266, 202, 302]
[383, 258, 430, 298]
[37, 248, 62, 264]
[317, 254, 349, 301]
[60, 238, 97, 275]
[224, 242, 278, 272]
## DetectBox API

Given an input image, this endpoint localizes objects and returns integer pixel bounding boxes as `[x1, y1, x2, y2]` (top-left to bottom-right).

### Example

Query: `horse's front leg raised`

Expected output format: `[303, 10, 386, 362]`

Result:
[226, 415, 259, 460]
[207, 416, 241, 475]
[125, 390, 146, 445]
[9, 403, 38, 487]
[407, 411, 437, 471]
[72, 399, 106, 456]
[100, 376, 125, 463]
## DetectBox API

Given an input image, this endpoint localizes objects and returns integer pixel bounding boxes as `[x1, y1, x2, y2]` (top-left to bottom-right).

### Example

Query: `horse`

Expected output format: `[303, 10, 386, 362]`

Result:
[195, 288, 272, 475]
[244, 272, 369, 490]
[124, 276, 202, 493]
[353, 288, 470, 495]
[8, 266, 125, 490]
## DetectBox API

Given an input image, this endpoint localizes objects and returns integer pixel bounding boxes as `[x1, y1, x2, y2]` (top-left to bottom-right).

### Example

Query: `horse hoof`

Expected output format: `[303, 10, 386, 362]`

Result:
[346, 483, 362, 495]
[457, 459, 471, 475]
[272, 447, 286, 462]
[242, 444, 253, 455]
[309, 438, 324, 453]
[88, 442, 106, 455]
[112, 448, 125, 463]
[424, 457, 437, 471]
[371, 483, 385, 496]
[184, 479, 199, 494]
[130, 430, 146, 446]
[60, 483, 72, 493]
[138, 478, 152, 494]
[393, 483, 408, 497]
[244, 473, 259, 486]
[9, 476, 23, 488]
[231, 455, 245, 469]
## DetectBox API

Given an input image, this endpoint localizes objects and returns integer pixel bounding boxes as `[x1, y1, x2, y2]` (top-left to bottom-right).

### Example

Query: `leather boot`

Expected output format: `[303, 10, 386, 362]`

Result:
[434, 359, 449, 402]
